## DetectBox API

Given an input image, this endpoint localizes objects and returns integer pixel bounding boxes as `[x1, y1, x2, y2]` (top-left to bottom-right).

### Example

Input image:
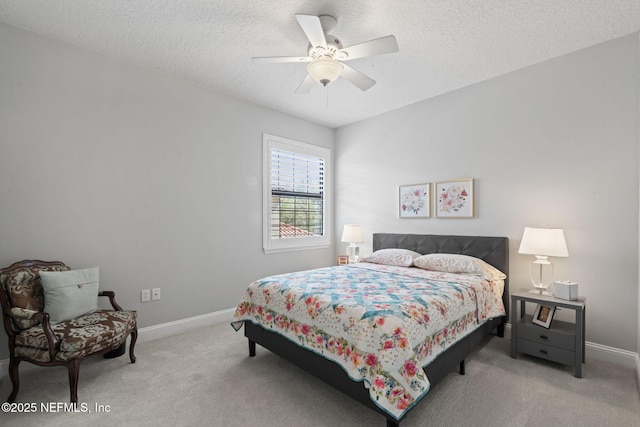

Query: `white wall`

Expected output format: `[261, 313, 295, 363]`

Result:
[0, 23, 335, 360]
[335, 34, 639, 352]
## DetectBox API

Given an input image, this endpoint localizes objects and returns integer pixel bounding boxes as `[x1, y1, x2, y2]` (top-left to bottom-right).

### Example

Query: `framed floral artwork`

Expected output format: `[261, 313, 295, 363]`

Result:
[435, 179, 474, 218]
[399, 183, 430, 218]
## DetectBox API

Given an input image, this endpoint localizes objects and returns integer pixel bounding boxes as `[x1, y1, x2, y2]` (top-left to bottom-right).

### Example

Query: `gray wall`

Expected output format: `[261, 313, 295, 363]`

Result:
[0, 23, 335, 360]
[335, 34, 639, 352]
[1, 21, 638, 359]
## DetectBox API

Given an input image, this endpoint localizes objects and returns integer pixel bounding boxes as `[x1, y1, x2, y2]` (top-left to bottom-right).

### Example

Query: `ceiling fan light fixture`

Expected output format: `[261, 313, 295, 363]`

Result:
[253, 14, 398, 93]
[306, 57, 344, 86]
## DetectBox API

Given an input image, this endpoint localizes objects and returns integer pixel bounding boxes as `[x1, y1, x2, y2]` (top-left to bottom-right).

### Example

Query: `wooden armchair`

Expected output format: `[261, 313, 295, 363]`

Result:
[0, 260, 137, 403]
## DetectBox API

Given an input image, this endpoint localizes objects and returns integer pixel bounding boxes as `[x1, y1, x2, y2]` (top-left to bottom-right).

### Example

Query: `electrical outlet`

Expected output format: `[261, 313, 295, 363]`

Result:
[141, 289, 150, 302]
[151, 288, 161, 301]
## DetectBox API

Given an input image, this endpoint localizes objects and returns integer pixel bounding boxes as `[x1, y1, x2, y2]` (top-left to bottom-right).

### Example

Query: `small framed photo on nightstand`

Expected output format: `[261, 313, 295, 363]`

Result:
[337, 255, 349, 265]
[532, 304, 555, 328]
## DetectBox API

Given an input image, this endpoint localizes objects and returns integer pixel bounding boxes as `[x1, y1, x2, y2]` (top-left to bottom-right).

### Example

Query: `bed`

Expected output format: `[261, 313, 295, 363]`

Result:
[232, 233, 509, 426]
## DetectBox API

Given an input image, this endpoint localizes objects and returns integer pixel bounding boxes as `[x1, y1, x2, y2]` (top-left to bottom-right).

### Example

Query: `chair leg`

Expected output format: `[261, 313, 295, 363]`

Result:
[129, 329, 138, 363]
[67, 359, 81, 403]
[7, 356, 20, 403]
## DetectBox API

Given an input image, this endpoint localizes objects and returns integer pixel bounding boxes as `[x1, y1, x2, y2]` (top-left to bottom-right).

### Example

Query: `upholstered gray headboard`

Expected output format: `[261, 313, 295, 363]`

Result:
[373, 233, 509, 311]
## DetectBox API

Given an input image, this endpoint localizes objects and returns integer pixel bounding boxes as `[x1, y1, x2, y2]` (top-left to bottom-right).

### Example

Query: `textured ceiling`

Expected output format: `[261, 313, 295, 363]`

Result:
[1, 0, 639, 128]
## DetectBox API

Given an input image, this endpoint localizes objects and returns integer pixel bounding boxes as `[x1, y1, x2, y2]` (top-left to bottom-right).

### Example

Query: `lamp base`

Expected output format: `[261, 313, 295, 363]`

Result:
[347, 244, 360, 264]
[529, 259, 554, 296]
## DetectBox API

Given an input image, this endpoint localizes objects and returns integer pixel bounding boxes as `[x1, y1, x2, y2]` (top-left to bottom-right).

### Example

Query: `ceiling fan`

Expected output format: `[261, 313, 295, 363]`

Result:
[252, 14, 399, 93]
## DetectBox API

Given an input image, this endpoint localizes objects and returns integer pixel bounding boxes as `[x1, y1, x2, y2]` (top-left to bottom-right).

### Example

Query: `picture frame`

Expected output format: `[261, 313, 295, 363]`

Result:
[532, 304, 555, 328]
[337, 255, 349, 265]
[399, 183, 430, 218]
[435, 178, 474, 218]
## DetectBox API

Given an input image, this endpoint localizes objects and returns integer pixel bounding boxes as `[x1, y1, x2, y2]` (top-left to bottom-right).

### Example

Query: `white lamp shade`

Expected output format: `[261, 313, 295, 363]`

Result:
[518, 227, 569, 257]
[341, 224, 363, 243]
[307, 57, 344, 85]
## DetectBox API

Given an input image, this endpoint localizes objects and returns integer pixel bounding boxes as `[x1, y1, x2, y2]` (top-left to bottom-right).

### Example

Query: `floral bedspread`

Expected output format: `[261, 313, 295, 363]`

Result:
[231, 262, 506, 420]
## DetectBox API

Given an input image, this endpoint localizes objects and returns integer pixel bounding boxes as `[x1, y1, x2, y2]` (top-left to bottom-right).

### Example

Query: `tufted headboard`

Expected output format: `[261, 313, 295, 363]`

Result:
[373, 233, 509, 314]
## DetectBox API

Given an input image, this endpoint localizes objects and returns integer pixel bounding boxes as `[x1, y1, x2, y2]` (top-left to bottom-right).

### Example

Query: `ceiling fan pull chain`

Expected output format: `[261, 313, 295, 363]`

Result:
[326, 86, 329, 108]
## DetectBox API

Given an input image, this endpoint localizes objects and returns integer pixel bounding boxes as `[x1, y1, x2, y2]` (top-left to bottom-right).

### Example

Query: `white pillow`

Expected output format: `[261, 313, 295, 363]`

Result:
[360, 249, 422, 267]
[413, 253, 506, 281]
[40, 267, 99, 324]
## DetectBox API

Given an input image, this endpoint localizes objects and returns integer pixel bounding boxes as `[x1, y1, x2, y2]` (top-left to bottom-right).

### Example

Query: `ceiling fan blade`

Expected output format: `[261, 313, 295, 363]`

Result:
[295, 74, 316, 94]
[339, 35, 399, 60]
[295, 14, 327, 49]
[341, 64, 376, 91]
[252, 56, 312, 64]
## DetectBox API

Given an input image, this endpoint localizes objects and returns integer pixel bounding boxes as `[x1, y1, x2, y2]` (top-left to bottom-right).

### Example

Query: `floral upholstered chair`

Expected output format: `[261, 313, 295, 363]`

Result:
[0, 260, 137, 403]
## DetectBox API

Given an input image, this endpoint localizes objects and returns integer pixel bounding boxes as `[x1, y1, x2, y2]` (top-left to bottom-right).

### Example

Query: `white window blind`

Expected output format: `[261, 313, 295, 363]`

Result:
[263, 134, 330, 253]
[271, 148, 324, 238]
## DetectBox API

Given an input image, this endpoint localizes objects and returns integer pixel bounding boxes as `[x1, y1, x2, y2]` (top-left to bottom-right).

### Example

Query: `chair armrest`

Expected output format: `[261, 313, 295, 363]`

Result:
[5, 308, 42, 340]
[39, 312, 60, 360]
[9, 308, 60, 359]
[99, 291, 123, 311]
[9, 307, 41, 321]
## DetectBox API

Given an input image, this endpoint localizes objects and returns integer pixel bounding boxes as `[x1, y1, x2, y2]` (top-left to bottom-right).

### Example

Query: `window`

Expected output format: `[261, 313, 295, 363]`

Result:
[263, 134, 330, 253]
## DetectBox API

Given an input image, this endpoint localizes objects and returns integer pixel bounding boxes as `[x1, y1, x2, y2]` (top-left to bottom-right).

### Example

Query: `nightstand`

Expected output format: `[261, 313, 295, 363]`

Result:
[510, 290, 586, 378]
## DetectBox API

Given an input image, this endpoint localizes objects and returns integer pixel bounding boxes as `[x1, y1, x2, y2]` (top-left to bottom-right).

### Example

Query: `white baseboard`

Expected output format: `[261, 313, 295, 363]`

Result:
[2, 314, 638, 388]
[135, 307, 236, 344]
[635, 353, 640, 393]
[0, 308, 236, 380]
[585, 340, 639, 369]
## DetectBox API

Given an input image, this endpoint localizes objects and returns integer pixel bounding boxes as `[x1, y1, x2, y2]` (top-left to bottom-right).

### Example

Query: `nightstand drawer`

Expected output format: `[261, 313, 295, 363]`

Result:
[516, 338, 575, 366]
[517, 316, 575, 351]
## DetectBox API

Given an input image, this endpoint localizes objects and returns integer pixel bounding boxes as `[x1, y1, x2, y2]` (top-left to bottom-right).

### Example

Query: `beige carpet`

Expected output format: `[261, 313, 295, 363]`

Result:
[1, 321, 639, 427]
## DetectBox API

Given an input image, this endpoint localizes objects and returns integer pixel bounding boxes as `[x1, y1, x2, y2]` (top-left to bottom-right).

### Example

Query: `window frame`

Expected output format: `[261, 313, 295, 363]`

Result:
[263, 133, 331, 254]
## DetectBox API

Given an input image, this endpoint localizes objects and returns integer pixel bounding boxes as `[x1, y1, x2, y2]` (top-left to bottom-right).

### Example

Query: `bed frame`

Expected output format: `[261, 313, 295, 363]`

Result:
[243, 233, 509, 427]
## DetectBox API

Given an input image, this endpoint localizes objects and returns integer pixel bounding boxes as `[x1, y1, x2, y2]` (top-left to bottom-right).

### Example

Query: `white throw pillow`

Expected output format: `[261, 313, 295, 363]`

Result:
[413, 253, 506, 280]
[40, 267, 99, 324]
[360, 249, 422, 267]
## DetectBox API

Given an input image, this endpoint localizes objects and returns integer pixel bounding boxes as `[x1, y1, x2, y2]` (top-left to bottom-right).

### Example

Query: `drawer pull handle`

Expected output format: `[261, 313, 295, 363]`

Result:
[539, 335, 548, 340]
[539, 349, 548, 354]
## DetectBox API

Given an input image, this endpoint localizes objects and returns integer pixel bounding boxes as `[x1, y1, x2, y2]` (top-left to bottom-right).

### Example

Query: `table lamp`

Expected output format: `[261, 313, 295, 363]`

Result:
[518, 227, 569, 295]
[341, 224, 364, 263]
